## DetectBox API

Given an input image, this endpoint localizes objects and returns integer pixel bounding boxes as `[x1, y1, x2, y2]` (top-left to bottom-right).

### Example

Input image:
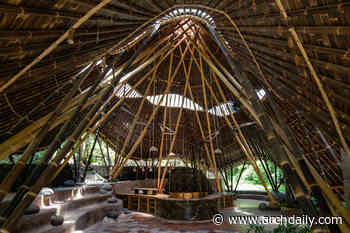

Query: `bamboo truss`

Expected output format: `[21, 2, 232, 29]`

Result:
[0, 2, 349, 232]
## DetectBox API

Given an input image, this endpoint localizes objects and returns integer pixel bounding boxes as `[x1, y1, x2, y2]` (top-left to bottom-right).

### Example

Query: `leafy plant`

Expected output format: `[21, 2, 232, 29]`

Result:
[298, 225, 313, 233]
[273, 224, 312, 233]
[279, 199, 299, 208]
[246, 224, 312, 233]
[247, 224, 266, 233]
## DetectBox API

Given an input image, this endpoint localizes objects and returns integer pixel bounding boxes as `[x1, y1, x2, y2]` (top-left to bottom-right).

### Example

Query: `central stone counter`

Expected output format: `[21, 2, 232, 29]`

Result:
[156, 193, 232, 221]
[113, 181, 234, 221]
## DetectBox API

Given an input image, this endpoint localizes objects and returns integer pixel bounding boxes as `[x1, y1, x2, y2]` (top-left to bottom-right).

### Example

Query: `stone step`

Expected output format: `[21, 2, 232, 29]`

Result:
[23, 200, 122, 233]
[12, 192, 118, 233]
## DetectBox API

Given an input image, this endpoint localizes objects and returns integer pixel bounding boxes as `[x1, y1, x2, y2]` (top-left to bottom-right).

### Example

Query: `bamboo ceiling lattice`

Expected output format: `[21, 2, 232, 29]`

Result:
[0, 0, 350, 232]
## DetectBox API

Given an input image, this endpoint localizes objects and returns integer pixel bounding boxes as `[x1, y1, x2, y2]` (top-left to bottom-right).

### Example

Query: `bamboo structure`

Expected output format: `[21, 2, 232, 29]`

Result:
[0, 2, 349, 232]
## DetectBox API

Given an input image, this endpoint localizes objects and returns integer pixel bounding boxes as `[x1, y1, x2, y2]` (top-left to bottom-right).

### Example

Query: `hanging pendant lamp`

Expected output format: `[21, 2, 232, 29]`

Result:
[214, 148, 223, 154]
[149, 146, 158, 152]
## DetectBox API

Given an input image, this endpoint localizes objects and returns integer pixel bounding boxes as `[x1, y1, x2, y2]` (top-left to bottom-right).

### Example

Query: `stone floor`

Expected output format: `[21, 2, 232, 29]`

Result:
[82, 199, 280, 233]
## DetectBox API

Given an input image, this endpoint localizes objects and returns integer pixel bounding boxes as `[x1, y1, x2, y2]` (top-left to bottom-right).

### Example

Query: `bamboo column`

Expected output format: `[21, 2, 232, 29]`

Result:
[0, 54, 122, 227]
[157, 53, 172, 189]
[184, 47, 215, 183]
[1, 23, 162, 228]
[193, 41, 262, 128]
[158, 48, 191, 193]
[111, 58, 159, 175]
[0, 33, 172, 160]
[110, 42, 190, 180]
[0, 63, 94, 202]
[304, 156, 350, 226]
[198, 63, 276, 202]
[200, 29, 314, 201]
[199, 56, 222, 193]
[48, 65, 154, 183]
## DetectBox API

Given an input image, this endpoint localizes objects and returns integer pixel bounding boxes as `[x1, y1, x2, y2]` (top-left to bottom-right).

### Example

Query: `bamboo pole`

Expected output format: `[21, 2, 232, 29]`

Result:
[274, 0, 350, 159]
[194, 42, 263, 128]
[0, 63, 94, 201]
[0, 3, 148, 21]
[157, 53, 172, 189]
[210, 72, 278, 204]
[304, 156, 350, 226]
[82, 132, 99, 182]
[0, 0, 118, 93]
[0, 23, 181, 160]
[112, 58, 159, 172]
[271, 119, 312, 193]
[202, 69, 277, 200]
[198, 28, 311, 202]
[49, 46, 168, 183]
[110, 41, 189, 180]
[184, 47, 215, 180]
[199, 56, 222, 193]
[158, 48, 192, 193]
[0, 6, 199, 93]
[0, 60, 118, 227]
[109, 34, 193, 174]
[324, 195, 350, 233]
[1, 23, 162, 226]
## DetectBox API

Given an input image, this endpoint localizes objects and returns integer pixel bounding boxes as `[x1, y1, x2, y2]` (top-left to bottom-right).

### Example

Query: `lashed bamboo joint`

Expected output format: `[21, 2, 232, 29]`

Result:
[0, 1, 349, 232]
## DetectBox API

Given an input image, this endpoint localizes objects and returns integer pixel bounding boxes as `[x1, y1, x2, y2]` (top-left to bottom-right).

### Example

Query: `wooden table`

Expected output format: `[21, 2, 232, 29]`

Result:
[134, 187, 158, 195]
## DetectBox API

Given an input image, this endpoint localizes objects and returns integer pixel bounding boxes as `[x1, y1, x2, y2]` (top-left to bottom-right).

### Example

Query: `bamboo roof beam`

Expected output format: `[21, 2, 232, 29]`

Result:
[0, 26, 136, 41]
[266, 80, 350, 137]
[287, 26, 350, 158]
[0, 0, 145, 93]
[0, 3, 148, 22]
[70, 0, 152, 19]
[117, 0, 158, 16]
[217, 26, 350, 36]
[227, 42, 350, 113]
[255, 62, 350, 125]
[223, 31, 350, 58]
[225, 35, 350, 75]
[0, 39, 119, 81]
[219, 1, 350, 21]
[0, 4, 195, 92]
[0, 35, 174, 158]
[0, 31, 132, 58]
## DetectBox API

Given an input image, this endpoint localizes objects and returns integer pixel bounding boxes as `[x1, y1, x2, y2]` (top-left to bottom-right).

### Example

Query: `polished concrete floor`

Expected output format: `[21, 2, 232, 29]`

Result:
[83, 199, 280, 233]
